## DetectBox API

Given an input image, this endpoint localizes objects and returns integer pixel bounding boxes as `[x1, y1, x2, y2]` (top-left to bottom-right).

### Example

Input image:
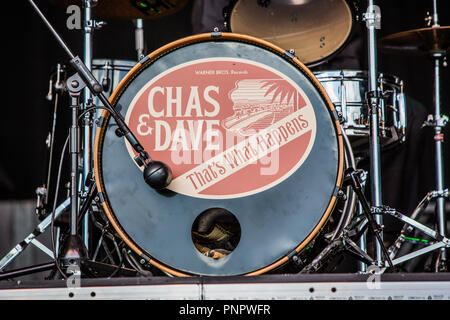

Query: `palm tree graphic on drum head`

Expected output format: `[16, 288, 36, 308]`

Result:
[222, 79, 298, 136]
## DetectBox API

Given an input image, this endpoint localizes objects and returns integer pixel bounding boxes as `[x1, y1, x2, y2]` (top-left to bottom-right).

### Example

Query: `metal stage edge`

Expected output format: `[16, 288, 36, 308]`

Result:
[0, 273, 450, 300]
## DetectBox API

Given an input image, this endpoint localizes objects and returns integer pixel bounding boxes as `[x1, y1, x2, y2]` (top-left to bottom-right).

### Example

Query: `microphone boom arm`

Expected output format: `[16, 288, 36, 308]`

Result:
[28, 0, 151, 167]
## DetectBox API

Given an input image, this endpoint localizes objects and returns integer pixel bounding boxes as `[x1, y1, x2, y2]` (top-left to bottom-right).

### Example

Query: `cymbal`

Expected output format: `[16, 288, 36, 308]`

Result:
[378, 26, 450, 55]
[49, 0, 189, 20]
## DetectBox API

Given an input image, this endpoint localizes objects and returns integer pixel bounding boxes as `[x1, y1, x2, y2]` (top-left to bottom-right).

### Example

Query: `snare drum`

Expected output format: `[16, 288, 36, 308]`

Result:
[94, 33, 345, 276]
[314, 70, 407, 151]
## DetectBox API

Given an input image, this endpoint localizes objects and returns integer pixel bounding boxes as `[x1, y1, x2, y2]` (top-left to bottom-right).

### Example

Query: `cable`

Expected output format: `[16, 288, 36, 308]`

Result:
[107, 239, 124, 279]
[50, 135, 69, 280]
[77, 105, 108, 121]
[122, 248, 152, 277]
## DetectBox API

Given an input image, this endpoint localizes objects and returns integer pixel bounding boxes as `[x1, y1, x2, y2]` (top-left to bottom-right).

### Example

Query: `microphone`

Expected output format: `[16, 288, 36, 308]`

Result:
[109, 106, 172, 190]
[143, 161, 173, 190]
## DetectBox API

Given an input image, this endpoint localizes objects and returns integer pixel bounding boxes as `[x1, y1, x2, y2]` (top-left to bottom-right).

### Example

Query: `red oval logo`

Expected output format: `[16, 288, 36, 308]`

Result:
[125, 58, 317, 199]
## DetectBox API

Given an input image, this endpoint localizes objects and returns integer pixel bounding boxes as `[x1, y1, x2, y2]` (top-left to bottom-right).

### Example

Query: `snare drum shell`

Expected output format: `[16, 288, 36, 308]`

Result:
[314, 70, 406, 144]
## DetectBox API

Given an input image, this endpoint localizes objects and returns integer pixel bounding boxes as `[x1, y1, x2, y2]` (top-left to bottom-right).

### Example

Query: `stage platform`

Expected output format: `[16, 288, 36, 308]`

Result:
[0, 273, 449, 300]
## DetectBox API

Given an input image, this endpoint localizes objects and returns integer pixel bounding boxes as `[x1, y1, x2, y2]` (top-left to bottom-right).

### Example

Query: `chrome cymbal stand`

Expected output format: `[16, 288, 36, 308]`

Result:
[371, 0, 448, 273]
[80, 0, 105, 251]
[418, 0, 448, 271]
[363, 0, 385, 266]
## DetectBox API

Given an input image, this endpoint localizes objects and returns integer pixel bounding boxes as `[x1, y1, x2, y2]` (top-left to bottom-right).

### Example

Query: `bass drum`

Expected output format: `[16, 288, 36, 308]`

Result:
[94, 33, 344, 276]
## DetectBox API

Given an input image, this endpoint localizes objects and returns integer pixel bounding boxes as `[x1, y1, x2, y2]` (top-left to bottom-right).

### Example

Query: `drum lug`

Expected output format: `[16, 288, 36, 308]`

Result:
[283, 49, 296, 60]
[138, 55, 150, 66]
[139, 253, 151, 264]
[334, 186, 347, 201]
[290, 251, 307, 267]
[96, 192, 105, 204]
[95, 116, 105, 128]
[210, 27, 222, 38]
[331, 105, 345, 124]
[83, 171, 95, 190]
[290, 240, 316, 267]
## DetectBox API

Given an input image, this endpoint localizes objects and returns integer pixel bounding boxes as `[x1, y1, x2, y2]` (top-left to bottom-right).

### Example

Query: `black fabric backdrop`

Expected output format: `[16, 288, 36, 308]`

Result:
[0, 0, 449, 232]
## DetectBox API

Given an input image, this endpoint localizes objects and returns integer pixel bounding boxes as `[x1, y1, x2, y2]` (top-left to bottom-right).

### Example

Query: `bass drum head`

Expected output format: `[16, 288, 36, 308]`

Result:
[94, 33, 344, 276]
[228, 0, 354, 66]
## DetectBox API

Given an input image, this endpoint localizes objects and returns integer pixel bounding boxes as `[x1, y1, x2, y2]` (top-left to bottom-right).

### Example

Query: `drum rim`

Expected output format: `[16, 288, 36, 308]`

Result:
[93, 32, 345, 277]
[92, 59, 137, 70]
[313, 69, 404, 86]
[225, 0, 358, 68]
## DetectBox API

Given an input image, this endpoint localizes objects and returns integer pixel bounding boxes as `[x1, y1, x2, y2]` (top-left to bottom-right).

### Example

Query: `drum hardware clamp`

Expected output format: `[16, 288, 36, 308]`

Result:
[299, 226, 377, 273]
[343, 168, 394, 268]
[298, 167, 394, 273]
[422, 114, 449, 129]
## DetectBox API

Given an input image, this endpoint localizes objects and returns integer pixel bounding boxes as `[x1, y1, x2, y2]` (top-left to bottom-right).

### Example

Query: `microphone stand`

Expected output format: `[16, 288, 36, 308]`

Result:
[27, 0, 153, 277]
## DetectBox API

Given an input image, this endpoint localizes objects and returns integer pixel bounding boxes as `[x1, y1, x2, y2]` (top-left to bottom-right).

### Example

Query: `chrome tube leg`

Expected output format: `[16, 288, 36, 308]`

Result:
[430, 0, 447, 271]
[433, 52, 447, 269]
[135, 19, 145, 60]
[357, 182, 368, 273]
[358, 229, 368, 272]
[0, 198, 71, 270]
[70, 96, 81, 236]
[81, 0, 94, 250]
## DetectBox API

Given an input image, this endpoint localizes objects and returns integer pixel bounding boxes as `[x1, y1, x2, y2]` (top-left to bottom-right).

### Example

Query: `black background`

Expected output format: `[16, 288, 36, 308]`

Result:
[1, 0, 449, 203]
